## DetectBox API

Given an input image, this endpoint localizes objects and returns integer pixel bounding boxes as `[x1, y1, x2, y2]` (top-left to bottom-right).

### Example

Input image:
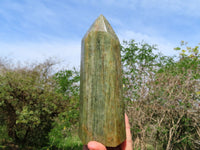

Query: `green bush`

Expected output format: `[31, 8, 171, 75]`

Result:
[1, 40, 199, 150]
[48, 68, 80, 149]
[122, 40, 200, 150]
[0, 60, 67, 148]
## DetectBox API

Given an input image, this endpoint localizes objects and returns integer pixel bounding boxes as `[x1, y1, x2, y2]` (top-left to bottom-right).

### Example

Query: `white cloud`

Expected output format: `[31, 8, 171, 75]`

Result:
[118, 30, 179, 56]
[0, 41, 81, 70]
[0, 0, 197, 70]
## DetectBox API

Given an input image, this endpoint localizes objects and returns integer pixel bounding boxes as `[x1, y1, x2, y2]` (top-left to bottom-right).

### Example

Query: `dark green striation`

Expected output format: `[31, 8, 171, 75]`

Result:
[79, 15, 126, 147]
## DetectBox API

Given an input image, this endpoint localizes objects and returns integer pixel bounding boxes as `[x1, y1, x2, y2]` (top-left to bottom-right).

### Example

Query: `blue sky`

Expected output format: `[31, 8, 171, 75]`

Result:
[0, 0, 200, 69]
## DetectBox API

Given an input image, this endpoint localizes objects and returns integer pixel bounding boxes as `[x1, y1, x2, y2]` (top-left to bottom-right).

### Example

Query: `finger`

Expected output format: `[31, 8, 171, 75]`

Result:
[87, 141, 106, 150]
[125, 113, 132, 141]
[121, 113, 133, 150]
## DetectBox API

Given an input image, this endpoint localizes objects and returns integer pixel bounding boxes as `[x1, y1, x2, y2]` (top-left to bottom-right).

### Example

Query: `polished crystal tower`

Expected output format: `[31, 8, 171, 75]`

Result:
[79, 15, 125, 147]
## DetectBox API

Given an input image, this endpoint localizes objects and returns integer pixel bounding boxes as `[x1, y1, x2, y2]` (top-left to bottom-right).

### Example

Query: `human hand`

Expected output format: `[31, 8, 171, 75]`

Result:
[87, 113, 133, 150]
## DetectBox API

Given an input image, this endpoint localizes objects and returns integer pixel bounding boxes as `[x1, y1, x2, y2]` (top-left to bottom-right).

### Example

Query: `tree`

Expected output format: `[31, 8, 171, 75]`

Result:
[48, 68, 80, 149]
[121, 40, 200, 149]
[0, 60, 66, 148]
[121, 40, 173, 102]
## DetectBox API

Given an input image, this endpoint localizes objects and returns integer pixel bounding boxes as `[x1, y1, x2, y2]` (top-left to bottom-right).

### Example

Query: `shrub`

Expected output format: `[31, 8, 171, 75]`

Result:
[122, 40, 200, 150]
[47, 68, 80, 149]
[0, 59, 66, 148]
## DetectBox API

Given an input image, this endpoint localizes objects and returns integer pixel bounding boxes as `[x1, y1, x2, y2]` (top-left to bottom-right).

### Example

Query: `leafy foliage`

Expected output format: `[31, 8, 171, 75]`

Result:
[121, 40, 174, 101]
[0, 40, 199, 150]
[0, 60, 66, 148]
[48, 68, 80, 149]
[122, 40, 200, 150]
[53, 68, 80, 97]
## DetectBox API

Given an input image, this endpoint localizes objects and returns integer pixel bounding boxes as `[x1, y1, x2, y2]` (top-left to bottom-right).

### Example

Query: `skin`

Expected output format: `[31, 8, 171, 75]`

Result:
[87, 114, 133, 150]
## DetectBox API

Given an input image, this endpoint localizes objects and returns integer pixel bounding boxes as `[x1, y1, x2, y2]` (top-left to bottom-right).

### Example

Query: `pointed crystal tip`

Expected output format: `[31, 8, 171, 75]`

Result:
[84, 15, 118, 39]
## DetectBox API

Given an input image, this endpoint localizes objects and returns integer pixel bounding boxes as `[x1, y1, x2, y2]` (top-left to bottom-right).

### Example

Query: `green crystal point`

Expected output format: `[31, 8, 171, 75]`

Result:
[84, 14, 118, 40]
[79, 15, 126, 147]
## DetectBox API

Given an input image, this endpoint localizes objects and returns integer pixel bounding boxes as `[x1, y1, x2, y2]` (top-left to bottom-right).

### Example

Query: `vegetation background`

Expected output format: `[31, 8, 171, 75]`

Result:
[0, 40, 199, 150]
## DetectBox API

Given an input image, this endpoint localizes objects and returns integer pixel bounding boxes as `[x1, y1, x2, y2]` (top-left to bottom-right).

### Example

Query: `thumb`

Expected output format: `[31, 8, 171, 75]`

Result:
[87, 141, 107, 150]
